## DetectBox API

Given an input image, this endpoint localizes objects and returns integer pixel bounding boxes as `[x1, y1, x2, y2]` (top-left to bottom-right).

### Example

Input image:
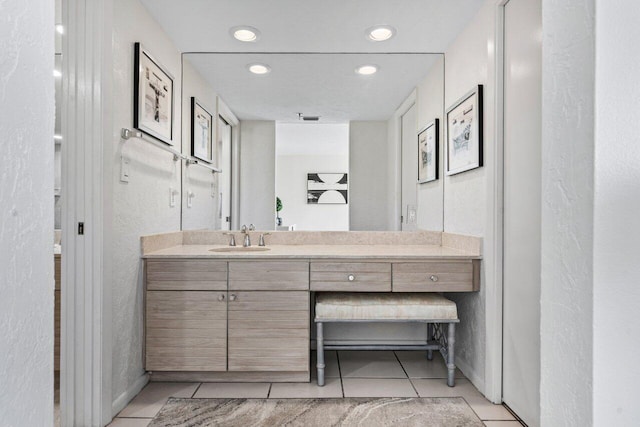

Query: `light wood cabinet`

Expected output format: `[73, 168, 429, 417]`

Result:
[146, 290, 227, 371]
[145, 260, 310, 376]
[228, 291, 309, 371]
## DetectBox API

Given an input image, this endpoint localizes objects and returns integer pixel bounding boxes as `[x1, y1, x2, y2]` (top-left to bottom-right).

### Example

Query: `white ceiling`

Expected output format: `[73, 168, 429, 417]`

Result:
[140, 0, 484, 121]
[186, 53, 440, 122]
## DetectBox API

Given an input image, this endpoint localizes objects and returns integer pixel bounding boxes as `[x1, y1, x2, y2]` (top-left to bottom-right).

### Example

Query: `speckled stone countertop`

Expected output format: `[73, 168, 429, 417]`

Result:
[143, 244, 480, 260]
[141, 230, 482, 260]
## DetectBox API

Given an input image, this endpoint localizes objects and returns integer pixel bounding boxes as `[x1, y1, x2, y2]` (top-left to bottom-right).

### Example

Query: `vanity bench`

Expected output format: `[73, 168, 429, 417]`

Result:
[314, 292, 459, 387]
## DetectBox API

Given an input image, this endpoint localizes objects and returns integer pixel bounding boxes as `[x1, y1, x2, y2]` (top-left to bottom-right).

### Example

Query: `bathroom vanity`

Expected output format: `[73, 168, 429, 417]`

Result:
[141, 231, 481, 382]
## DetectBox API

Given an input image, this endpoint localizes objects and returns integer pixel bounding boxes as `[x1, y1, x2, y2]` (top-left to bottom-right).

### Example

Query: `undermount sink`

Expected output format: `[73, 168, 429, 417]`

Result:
[209, 246, 271, 253]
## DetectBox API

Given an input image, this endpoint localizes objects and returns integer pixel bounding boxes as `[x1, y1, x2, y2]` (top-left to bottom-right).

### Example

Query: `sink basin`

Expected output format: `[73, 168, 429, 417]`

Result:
[209, 247, 271, 253]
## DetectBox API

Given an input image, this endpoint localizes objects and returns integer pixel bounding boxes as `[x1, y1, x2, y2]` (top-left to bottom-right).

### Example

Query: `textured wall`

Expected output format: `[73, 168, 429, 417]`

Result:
[0, 0, 55, 425]
[111, 0, 183, 407]
[442, 0, 496, 394]
[593, 2, 640, 424]
[181, 58, 219, 231]
[349, 122, 389, 230]
[540, 1, 595, 425]
[239, 121, 276, 230]
[416, 56, 445, 231]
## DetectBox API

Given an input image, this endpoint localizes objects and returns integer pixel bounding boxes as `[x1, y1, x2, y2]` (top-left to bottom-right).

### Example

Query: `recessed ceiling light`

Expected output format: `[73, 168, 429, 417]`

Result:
[54, 134, 63, 140]
[53, 69, 62, 77]
[366, 25, 396, 42]
[230, 26, 260, 42]
[55, 24, 64, 35]
[247, 63, 271, 75]
[355, 65, 378, 75]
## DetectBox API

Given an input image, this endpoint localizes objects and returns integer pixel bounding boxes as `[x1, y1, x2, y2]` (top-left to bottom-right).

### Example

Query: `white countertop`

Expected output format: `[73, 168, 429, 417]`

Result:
[143, 244, 481, 260]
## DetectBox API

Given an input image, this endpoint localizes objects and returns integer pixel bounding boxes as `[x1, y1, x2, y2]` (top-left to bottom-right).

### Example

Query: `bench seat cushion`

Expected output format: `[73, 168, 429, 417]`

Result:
[315, 292, 458, 321]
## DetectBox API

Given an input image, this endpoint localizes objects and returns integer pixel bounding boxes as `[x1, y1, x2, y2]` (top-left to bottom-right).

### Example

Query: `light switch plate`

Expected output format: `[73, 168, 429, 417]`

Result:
[169, 187, 177, 207]
[120, 156, 130, 183]
[407, 205, 417, 224]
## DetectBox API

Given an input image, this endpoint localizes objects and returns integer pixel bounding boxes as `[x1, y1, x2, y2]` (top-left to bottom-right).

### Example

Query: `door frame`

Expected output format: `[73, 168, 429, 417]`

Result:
[483, 0, 509, 404]
[216, 97, 240, 230]
[390, 90, 417, 231]
[60, 0, 113, 425]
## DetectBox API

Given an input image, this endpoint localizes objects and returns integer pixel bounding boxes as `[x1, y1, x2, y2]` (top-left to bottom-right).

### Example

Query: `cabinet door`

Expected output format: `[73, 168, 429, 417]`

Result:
[228, 291, 309, 372]
[146, 291, 227, 371]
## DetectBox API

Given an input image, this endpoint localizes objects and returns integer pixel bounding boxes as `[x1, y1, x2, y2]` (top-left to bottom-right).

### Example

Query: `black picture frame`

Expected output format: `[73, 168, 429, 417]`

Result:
[445, 84, 483, 175]
[417, 119, 439, 183]
[190, 97, 214, 163]
[133, 42, 174, 145]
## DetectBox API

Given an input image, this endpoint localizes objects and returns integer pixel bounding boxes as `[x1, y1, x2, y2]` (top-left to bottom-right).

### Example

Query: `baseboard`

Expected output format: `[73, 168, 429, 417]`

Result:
[112, 373, 149, 417]
[455, 357, 486, 398]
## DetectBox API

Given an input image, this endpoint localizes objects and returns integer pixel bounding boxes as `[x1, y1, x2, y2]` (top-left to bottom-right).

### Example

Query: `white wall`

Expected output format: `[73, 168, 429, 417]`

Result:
[416, 56, 445, 231]
[239, 121, 276, 230]
[441, 0, 497, 394]
[181, 58, 219, 231]
[593, 0, 640, 424]
[276, 123, 349, 231]
[349, 121, 389, 230]
[0, 0, 54, 424]
[111, 0, 186, 411]
[540, 0, 595, 425]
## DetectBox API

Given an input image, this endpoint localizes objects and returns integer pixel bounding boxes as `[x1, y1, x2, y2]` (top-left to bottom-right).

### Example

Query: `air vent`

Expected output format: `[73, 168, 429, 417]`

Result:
[297, 112, 320, 122]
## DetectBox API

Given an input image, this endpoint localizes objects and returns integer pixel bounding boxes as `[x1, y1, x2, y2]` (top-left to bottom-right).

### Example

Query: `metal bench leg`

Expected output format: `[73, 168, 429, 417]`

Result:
[426, 323, 434, 360]
[316, 322, 325, 386]
[447, 322, 456, 387]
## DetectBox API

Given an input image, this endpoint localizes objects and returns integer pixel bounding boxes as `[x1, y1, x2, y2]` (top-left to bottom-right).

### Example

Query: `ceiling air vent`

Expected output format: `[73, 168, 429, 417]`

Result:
[297, 113, 320, 122]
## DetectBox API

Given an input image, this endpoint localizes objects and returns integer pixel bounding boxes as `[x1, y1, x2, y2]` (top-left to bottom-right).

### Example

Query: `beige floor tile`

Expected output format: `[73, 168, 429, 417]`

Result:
[411, 379, 516, 421]
[483, 421, 523, 426]
[107, 418, 152, 427]
[269, 378, 343, 398]
[117, 382, 200, 418]
[338, 351, 406, 378]
[194, 382, 271, 398]
[342, 378, 417, 398]
[395, 351, 465, 379]
[311, 351, 340, 378]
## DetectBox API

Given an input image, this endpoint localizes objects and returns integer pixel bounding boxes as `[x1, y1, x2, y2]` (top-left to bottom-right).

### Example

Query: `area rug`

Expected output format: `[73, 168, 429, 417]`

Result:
[149, 397, 483, 427]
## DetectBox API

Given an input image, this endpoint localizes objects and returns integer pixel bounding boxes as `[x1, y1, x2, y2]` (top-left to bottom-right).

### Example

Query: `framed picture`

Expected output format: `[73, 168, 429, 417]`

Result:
[190, 97, 213, 163]
[307, 173, 348, 204]
[445, 85, 483, 175]
[133, 42, 174, 145]
[418, 119, 439, 183]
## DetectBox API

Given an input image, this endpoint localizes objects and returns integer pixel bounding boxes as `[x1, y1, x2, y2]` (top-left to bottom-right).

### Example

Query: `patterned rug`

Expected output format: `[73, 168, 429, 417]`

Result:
[149, 397, 483, 427]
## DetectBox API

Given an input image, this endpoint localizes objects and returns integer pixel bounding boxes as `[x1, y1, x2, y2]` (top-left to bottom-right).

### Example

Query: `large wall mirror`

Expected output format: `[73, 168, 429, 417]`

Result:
[180, 53, 445, 232]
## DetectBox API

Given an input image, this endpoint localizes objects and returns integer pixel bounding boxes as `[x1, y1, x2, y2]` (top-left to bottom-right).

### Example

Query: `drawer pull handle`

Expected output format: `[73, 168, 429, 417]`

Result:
[218, 294, 225, 301]
[348, 274, 356, 282]
[430, 275, 439, 282]
[229, 294, 237, 301]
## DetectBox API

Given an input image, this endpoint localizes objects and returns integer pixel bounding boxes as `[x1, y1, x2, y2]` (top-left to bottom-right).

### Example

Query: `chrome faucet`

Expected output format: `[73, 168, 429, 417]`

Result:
[259, 233, 271, 247]
[241, 224, 255, 247]
[223, 232, 236, 246]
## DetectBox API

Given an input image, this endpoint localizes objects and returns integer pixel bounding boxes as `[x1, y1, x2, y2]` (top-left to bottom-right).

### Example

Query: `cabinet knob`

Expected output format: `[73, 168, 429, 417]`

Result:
[430, 275, 439, 282]
[348, 274, 356, 282]
[229, 294, 237, 301]
[218, 294, 225, 301]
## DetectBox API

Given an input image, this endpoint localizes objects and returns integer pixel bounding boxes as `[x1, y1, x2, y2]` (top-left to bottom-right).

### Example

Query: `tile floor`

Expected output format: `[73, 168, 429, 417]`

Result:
[110, 351, 524, 426]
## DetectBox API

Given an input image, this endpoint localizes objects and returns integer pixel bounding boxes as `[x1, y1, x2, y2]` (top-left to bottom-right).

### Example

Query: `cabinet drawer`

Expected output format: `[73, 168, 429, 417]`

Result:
[146, 260, 227, 291]
[392, 260, 479, 292]
[229, 261, 309, 290]
[310, 262, 391, 292]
